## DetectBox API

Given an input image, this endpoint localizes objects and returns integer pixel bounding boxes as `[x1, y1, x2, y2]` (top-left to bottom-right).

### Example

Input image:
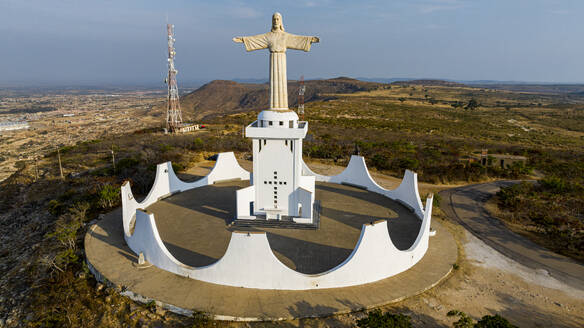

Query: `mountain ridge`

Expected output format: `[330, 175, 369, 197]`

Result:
[179, 77, 386, 121]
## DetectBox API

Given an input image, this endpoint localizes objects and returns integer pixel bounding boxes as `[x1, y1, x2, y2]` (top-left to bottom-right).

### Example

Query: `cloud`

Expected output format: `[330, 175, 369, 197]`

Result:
[425, 23, 445, 30]
[230, 6, 261, 19]
[550, 9, 569, 15]
[416, 0, 466, 14]
[302, 0, 333, 7]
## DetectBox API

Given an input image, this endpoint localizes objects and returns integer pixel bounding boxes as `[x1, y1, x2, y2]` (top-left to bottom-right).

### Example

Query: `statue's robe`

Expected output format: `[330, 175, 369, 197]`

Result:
[241, 31, 314, 110]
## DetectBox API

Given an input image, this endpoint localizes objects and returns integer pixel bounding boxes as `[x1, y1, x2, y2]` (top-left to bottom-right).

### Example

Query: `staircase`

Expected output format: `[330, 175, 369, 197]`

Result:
[231, 201, 321, 230]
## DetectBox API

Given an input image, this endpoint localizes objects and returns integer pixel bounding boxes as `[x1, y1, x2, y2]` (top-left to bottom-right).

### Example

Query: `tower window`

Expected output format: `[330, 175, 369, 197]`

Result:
[289, 120, 293, 128]
[279, 121, 284, 126]
[269, 121, 273, 126]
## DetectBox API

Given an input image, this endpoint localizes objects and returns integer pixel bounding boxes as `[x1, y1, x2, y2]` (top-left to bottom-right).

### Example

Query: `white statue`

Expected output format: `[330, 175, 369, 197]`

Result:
[233, 12, 319, 110]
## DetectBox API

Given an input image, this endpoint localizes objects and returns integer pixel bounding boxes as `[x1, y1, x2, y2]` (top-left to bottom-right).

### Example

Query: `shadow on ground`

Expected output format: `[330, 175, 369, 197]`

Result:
[119, 181, 422, 275]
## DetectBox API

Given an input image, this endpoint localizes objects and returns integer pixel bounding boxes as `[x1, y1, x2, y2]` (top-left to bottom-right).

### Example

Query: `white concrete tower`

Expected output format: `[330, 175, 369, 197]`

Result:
[236, 108, 315, 222]
[237, 109, 315, 222]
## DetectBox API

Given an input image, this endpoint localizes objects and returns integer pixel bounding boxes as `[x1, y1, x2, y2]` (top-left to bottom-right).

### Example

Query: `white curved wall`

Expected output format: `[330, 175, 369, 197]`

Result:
[121, 153, 434, 290]
[121, 152, 250, 237]
[168, 152, 250, 192]
[302, 156, 425, 218]
[126, 194, 433, 290]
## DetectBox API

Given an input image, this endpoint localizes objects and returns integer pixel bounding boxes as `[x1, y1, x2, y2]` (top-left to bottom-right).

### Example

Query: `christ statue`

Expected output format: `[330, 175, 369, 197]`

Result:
[233, 12, 319, 110]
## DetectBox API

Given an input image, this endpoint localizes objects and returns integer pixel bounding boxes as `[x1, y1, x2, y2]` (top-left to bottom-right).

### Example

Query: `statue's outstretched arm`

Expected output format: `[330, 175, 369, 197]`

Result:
[234, 34, 269, 51]
[287, 34, 320, 52]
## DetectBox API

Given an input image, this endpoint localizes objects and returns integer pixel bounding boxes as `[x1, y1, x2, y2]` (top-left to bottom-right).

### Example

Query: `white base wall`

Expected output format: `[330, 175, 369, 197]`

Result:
[121, 153, 434, 290]
[302, 155, 425, 219]
[126, 195, 432, 290]
[122, 152, 250, 238]
[236, 185, 255, 218]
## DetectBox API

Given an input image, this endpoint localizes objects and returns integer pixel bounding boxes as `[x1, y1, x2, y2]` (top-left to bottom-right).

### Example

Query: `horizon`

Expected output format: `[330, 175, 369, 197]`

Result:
[3, 76, 584, 90]
[2, 0, 584, 85]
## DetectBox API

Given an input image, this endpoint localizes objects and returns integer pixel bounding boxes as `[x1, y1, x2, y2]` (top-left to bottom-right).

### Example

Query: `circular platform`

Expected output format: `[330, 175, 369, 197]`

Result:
[85, 181, 458, 321]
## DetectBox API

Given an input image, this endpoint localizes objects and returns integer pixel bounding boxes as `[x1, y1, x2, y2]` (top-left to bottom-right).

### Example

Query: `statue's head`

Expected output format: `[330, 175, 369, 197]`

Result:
[271, 12, 285, 32]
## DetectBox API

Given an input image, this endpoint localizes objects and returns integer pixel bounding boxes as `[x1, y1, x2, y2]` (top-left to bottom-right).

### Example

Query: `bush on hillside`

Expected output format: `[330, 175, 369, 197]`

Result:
[356, 309, 412, 328]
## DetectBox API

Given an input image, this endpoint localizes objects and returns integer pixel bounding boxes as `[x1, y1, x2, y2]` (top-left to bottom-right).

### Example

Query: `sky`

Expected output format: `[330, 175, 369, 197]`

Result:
[1, 0, 583, 85]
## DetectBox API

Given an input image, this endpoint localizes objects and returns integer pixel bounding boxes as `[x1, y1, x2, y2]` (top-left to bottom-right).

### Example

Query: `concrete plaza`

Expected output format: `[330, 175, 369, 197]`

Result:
[85, 181, 457, 320]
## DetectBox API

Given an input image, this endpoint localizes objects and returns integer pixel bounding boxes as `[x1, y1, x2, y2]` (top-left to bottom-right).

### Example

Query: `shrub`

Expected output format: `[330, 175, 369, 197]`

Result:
[191, 311, 212, 328]
[447, 310, 517, 328]
[447, 310, 473, 328]
[540, 176, 569, 194]
[117, 157, 140, 171]
[193, 138, 204, 149]
[451, 101, 464, 109]
[172, 162, 185, 173]
[47, 199, 65, 216]
[433, 193, 442, 208]
[475, 314, 518, 328]
[397, 158, 419, 170]
[465, 98, 480, 110]
[44, 202, 88, 272]
[496, 182, 533, 210]
[159, 144, 174, 152]
[356, 309, 412, 328]
[371, 153, 391, 170]
[98, 184, 119, 209]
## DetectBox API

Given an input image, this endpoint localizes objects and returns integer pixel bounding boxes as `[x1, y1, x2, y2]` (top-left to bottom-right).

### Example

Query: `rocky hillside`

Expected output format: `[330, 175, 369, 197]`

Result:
[179, 77, 386, 121]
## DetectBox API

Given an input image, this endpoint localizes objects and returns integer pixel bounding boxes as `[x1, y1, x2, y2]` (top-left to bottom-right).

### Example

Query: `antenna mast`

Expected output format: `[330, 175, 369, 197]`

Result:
[297, 75, 305, 120]
[165, 24, 183, 133]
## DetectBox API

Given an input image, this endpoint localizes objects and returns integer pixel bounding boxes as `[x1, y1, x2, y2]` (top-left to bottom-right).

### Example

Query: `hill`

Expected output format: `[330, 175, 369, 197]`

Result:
[178, 77, 386, 121]
[392, 79, 466, 87]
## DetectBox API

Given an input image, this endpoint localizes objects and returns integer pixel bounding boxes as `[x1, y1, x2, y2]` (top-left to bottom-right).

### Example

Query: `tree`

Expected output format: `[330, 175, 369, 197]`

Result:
[447, 310, 473, 328]
[356, 309, 412, 328]
[398, 97, 406, 103]
[98, 184, 119, 209]
[447, 310, 518, 328]
[451, 101, 464, 109]
[475, 314, 518, 328]
[465, 98, 480, 110]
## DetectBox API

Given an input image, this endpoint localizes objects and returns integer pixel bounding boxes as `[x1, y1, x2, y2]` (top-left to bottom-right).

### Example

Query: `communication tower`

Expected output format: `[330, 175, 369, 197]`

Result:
[297, 75, 305, 120]
[165, 24, 183, 132]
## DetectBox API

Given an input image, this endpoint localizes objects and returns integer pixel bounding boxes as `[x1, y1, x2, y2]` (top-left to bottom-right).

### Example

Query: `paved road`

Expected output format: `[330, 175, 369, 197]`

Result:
[440, 181, 584, 290]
